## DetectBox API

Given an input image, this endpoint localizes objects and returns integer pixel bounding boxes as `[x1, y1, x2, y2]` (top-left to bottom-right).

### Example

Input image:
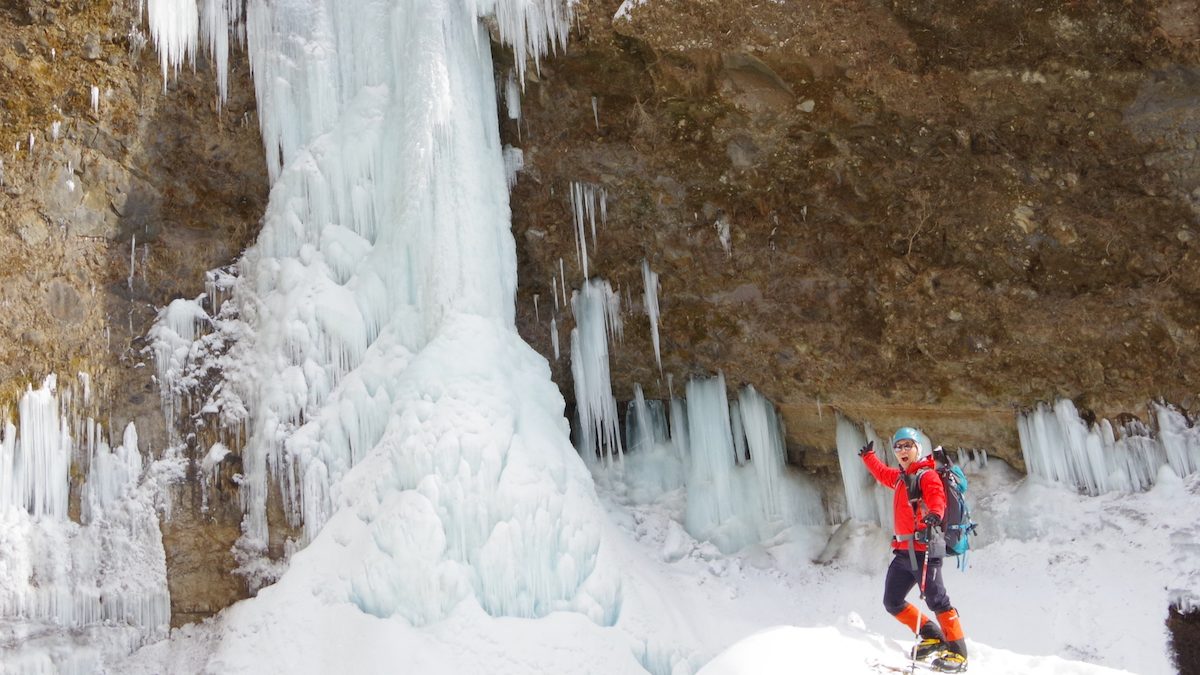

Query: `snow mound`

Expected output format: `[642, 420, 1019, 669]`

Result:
[697, 622, 1136, 675]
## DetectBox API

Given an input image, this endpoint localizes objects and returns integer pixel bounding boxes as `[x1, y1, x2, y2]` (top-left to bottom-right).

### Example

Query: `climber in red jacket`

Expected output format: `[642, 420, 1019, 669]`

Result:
[860, 427, 968, 673]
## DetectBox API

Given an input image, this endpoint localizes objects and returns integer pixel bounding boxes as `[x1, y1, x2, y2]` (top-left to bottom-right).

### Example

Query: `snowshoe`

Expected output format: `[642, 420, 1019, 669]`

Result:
[929, 650, 967, 673]
[912, 637, 945, 661]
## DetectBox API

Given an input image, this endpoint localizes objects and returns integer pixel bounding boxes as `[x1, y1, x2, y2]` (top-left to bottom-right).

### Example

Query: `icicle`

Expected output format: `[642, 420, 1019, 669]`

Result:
[27, 131, 35, 155]
[550, 316, 559, 360]
[570, 280, 623, 466]
[0, 388, 169, 659]
[505, 70, 522, 121]
[503, 146, 524, 190]
[91, 86, 100, 114]
[739, 386, 787, 522]
[668, 393, 687, 457]
[624, 384, 669, 455]
[128, 234, 137, 290]
[559, 257, 568, 307]
[683, 375, 736, 539]
[570, 182, 589, 278]
[142, 0, 200, 87]
[730, 399, 747, 465]
[200, 0, 243, 106]
[0, 377, 71, 519]
[1018, 400, 1192, 495]
[551, 276, 559, 312]
[1157, 403, 1200, 478]
[591, 96, 599, 131]
[641, 259, 662, 373]
[142, 0, 615, 631]
[834, 413, 885, 525]
[716, 214, 732, 257]
[533, 294, 540, 322]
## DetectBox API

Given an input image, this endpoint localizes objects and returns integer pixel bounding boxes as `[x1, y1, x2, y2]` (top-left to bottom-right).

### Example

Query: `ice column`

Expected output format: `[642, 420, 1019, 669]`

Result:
[669, 395, 689, 459]
[834, 413, 885, 525]
[683, 375, 736, 542]
[1158, 403, 1200, 478]
[681, 377, 824, 552]
[625, 384, 669, 454]
[0, 377, 72, 519]
[739, 386, 786, 522]
[571, 279, 624, 466]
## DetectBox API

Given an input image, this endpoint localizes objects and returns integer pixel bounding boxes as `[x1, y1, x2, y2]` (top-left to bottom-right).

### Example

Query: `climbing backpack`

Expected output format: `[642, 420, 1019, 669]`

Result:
[903, 446, 978, 570]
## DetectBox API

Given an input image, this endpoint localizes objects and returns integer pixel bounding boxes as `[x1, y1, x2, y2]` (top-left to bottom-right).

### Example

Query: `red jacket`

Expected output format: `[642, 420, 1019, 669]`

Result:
[862, 452, 946, 552]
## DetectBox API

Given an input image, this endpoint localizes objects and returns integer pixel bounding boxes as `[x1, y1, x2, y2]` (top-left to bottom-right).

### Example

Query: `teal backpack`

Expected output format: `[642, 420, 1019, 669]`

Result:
[908, 446, 978, 570]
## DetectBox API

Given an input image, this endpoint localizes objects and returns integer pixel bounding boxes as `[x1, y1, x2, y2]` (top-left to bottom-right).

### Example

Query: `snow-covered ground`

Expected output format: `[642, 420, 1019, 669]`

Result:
[106, 447, 1195, 675]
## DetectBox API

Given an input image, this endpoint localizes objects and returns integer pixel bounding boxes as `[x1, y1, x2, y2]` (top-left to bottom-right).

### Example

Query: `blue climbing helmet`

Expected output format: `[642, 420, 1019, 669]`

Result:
[891, 426, 925, 456]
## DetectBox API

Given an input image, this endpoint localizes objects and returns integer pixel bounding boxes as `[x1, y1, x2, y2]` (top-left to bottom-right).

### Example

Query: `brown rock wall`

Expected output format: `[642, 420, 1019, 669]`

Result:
[506, 0, 1200, 468]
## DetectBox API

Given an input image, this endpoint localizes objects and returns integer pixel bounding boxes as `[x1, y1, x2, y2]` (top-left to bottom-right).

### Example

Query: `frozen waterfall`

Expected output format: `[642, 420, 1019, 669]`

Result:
[148, 0, 619, 629]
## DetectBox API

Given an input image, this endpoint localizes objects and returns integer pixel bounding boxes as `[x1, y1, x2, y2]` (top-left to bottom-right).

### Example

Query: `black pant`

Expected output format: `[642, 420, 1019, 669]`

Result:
[883, 549, 953, 616]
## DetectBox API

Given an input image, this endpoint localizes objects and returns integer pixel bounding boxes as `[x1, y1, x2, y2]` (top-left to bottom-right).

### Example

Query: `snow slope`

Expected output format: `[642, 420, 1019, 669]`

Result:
[112, 451, 1197, 675]
[698, 624, 1135, 675]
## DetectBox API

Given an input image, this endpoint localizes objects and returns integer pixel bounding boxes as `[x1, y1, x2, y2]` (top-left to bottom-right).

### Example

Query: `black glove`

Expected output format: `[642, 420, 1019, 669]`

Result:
[858, 440, 874, 458]
[922, 513, 942, 529]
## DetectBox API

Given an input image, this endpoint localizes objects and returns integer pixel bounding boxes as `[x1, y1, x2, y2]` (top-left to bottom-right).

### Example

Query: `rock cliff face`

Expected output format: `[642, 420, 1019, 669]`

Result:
[504, 0, 1200, 470]
[2, 0, 1199, 644]
[0, 0, 266, 624]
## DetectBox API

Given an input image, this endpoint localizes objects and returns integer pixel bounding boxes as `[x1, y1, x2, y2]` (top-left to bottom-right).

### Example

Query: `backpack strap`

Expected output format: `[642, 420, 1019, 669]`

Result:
[895, 468, 931, 571]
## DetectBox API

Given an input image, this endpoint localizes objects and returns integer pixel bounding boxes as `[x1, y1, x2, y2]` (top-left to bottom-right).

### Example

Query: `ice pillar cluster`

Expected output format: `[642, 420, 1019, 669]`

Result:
[0, 377, 169, 672]
[1018, 399, 1200, 495]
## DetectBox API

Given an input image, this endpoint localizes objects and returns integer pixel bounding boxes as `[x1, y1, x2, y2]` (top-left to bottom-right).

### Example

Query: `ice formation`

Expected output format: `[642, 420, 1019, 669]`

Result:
[570, 181, 608, 280]
[674, 376, 824, 553]
[625, 385, 670, 455]
[502, 145, 524, 190]
[504, 70, 522, 121]
[148, 0, 618, 630]
[833, 414, 883, 525]
[1017, 399, 1200, 495]
[550, 315, 560, 360]
[571, 279, 624, 466]
[0, 378, 169, 672]
[642, 259, 662, 373]
[140, 0, 199, 85]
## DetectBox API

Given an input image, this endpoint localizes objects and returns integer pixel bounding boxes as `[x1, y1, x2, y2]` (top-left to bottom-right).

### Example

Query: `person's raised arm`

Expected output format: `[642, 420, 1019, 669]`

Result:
[859, 441, 900, 488]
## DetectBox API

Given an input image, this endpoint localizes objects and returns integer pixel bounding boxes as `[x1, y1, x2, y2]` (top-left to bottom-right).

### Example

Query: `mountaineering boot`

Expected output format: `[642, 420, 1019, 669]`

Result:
[912, 620, 945, 661]
[930, 650, 967, 672]
[931, 608, 967, 670]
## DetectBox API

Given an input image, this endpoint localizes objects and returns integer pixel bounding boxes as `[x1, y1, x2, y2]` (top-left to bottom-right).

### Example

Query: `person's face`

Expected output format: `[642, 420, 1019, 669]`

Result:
[893, 439, 919, 468]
